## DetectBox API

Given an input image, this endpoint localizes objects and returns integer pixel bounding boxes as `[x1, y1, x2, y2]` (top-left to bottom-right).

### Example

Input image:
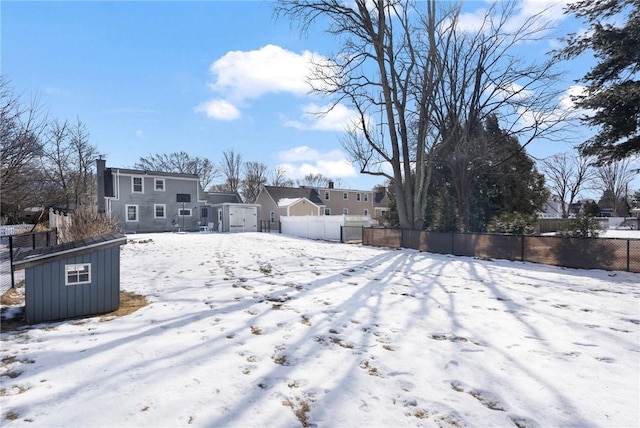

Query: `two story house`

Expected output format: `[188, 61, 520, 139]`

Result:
[256, 182, 389, 226]
[96, 159, 245, 233]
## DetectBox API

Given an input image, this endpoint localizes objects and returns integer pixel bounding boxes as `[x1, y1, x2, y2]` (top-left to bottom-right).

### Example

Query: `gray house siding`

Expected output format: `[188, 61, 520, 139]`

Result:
[107, 170, 204, 233]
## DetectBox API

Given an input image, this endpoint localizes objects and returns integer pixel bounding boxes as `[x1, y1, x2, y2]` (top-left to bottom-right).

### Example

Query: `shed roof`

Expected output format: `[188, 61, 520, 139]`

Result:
[12, 233, 127, 270]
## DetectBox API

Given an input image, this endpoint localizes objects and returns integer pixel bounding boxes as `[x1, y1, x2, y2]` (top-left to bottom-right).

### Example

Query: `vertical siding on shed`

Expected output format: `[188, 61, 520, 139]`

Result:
[25, 247, 120, 323]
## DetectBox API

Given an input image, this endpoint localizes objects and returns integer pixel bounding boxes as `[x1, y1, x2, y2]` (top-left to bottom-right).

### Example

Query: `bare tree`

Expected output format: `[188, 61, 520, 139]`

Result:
[596, 159, 638, 216]
[242, 161, 268, 203]
[270, 166, 294, 187]
[219, 149, 242, 193]
[277, 0, 566, 230]
[134, 151, 219, 190]
[296, 173, 332, 188]
[0, 77, 47, 221]
[540, 152, 596, 218]
[40, 118, 99, 211]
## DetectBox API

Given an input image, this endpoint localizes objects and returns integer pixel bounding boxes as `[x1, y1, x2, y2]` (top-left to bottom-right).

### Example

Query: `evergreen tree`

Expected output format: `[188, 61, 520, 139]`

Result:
[559, 0, 640, 162]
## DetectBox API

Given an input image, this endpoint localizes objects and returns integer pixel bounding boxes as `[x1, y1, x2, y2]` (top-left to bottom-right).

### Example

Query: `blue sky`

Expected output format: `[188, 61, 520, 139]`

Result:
[2, 0, 634, 192]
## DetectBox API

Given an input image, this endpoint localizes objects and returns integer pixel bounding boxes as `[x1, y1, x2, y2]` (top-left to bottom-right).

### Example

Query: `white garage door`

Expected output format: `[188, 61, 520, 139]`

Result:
[229, 206, 258, 232]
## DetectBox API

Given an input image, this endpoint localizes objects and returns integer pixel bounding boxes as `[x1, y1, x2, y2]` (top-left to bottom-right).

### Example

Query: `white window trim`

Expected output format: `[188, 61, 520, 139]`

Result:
[154, 204, 166, 219]
[132, 176, 144, 193]
[356, 193, 361, 201]
[154, 178, 165, 191]
[364, 193, 369, 202]
[324, 191, 330, 200]
[343, 208, 348, 215]
[65, 263, 91, 286]
[343, 192, 348, 200]
[325, 208, 331, 215]
[126, 204, 139, 222]
[364, 209, 369, 216]
[178, 208, 192, 217]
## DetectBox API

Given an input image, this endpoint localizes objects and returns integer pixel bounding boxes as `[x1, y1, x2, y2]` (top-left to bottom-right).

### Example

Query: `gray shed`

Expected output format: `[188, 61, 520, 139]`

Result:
[12, 233, 127, 323]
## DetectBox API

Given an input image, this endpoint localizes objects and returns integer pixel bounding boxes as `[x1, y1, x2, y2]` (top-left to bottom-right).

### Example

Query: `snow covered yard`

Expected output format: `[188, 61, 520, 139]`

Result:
[1, 232, 639, 427]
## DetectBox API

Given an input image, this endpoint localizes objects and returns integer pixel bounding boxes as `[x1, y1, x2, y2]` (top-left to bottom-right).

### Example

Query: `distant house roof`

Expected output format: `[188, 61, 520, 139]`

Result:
[206, 192, 243, 204]
[262, 186, 324, 206]
[110, 167, 199, 180]
[373, 190, 389, 207]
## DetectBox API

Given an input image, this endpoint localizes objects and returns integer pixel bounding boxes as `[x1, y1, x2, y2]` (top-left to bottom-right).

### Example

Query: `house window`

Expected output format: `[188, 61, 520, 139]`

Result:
[343, 208, 348, 215]
[343, 192, 348, 200]
[364, 209, 369, 216]
[324, 191, 330, 200]
[154, 204, 166, 219]
[179, 208, 192, 217]
[325, 208, 331, 215]
[364, 193, 369, 202]
[270, 211, 275, 223]
[154, 179, 165, 191]
[201, 207, 208, 218]
[65, 263, 91, 285]
[356, 193, 361, 201]
[132, 176, 143, 193]
[126, 205, 138, 222]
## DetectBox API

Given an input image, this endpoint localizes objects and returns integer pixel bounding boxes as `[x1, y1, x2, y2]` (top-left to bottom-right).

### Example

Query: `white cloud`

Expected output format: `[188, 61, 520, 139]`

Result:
[197, 44, 328, 121]
[135, 130, 144, 138]
[195, 99, 241, 121]
[208, 44, 318, 101]
[277, 146, 358, 180]
[283, 103, 361, 132]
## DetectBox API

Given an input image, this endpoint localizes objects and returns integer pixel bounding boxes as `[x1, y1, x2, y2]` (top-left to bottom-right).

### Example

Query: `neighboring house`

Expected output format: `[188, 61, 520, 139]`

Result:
[97, 159, 244, 233]
[539, 195, 564, 218]
[256, 183, 389, 226]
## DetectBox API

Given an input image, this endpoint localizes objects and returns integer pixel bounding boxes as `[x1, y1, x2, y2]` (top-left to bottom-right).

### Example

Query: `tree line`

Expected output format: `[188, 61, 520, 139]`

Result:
[275, 0, 639, 232]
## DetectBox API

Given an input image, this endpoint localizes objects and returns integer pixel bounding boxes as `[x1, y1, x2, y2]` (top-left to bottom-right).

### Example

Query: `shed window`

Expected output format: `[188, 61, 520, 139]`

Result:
[66, 263, 91, 285]
[132, 176, 143, 193]
[126, 205, 138, 222]
[155, 179, 165, 191]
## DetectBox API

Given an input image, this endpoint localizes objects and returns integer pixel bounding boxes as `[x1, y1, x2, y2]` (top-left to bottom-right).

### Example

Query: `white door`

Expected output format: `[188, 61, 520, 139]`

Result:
[228, 207, 257, 232]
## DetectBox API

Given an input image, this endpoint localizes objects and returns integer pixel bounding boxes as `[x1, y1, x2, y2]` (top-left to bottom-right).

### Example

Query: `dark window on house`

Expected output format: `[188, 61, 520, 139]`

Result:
[155, 179, 165, 191]
[126, 205, 138, 221]
[343, 192, 348, 200]
[324, 191, 330, 200]
[356, 193, 361, 201]
[132, 177, 143, 193]
[155, 204, 166, 218]
[201, 207, 208, 218]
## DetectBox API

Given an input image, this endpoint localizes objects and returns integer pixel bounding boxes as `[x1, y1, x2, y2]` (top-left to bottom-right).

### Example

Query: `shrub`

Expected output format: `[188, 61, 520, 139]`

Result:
[58, 209, 121, 243]
[486, 212, 535, 234]
[558, 213, 602, 238]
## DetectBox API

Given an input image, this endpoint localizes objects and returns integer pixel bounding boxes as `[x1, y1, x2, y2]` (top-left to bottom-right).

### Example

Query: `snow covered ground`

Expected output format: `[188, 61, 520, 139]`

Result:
[1, 232, 639, 427]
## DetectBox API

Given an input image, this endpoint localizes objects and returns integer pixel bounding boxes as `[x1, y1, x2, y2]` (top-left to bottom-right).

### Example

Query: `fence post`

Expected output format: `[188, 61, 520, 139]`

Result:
[9, 236, 15, 289]
[521, 234, 525, 262]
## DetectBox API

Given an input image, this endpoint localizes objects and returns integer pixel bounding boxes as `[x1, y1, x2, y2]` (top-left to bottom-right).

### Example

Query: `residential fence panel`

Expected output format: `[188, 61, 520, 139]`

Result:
[363, 228, 640, 273]
[1, 229, 59, 292]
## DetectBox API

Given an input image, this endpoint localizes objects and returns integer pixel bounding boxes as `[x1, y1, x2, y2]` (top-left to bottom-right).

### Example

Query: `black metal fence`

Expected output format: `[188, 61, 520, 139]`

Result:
[363, 228, 640, 273]
[1, 229, 59, 291]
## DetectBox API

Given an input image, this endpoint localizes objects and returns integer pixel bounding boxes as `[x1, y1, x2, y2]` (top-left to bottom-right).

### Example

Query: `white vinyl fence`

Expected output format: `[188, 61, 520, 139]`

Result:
[0, 224, 33, 236]
[281, 215, 373, 241]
